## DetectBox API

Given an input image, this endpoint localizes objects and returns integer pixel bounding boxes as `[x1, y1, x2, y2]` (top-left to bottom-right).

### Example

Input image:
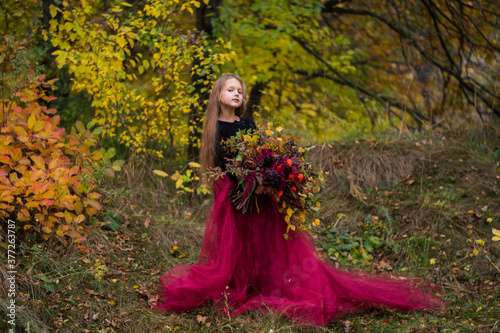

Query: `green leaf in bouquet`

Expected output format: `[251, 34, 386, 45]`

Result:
[234, 130, 244, 140]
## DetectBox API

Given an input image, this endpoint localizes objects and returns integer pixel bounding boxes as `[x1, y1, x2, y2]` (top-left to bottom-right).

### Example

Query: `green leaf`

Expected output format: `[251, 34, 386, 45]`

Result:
[104, 168, 115, 177]
[103, 214, 120, 231]
[39, 274, 50, 282]
[75, 121, 85, 133]
[112, 160, 125, 171]
[363, 241, 374, 253]
[92, 127, 103, 136]
[43, 283, 55, 292]
[369, 236, 382, 249]
[109, 221, 120, 231]
[87, 119, 96, 129]
[31, 245, 43, 253]
[107, 148, 116, 158]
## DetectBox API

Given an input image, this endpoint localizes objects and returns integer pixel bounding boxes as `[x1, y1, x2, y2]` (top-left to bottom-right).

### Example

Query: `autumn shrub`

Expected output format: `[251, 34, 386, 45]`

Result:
[0, 74, 120, 243]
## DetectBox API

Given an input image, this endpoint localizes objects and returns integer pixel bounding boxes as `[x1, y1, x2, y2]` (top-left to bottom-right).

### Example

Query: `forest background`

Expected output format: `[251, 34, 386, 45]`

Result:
[0, 0, 499, 332]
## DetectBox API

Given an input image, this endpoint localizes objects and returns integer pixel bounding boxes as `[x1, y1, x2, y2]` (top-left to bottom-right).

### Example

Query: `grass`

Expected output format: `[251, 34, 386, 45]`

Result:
[1, 125, 499, 332]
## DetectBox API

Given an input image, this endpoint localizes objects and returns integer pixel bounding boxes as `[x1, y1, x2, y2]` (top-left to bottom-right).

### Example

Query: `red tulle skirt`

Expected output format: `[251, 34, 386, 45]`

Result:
[154, 177, 445, 326]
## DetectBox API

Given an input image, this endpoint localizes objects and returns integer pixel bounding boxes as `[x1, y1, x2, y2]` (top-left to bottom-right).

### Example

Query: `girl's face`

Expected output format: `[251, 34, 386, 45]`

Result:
[219, 78, 243, 110]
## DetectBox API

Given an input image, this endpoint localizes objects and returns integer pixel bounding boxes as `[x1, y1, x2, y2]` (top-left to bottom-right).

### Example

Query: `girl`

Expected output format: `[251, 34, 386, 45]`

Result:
[154, 74, 445, 326]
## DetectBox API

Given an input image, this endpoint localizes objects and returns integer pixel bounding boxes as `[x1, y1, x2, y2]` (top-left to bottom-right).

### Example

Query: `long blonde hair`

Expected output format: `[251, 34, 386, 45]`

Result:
[200, 74, 247, 182]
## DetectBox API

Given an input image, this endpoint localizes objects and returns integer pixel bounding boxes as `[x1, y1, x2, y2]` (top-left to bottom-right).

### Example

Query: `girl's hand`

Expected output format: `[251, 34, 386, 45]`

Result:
[255, 184, 273, 195]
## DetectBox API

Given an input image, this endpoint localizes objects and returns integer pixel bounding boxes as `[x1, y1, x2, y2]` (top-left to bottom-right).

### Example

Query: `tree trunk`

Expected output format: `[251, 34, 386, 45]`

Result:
[245, 81, 267, 120]
[187, 0, 221, 162]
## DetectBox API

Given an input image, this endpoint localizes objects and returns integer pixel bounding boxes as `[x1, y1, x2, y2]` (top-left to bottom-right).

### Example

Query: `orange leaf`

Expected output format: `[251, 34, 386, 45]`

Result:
[10, 148, 22, 162]
[41, 219, 53, 227]
[33, 182, 51, 194]
[74, 214, 85, 224]
[17, 211, 30, 221]
[0, 155, 13, 165]
[88, 192, 102, 200]
[40, 199, 54, 206]
[43, 108, 57, 114]
[0, 203, 14, 211]
[86, 207, 98, 216]
[60, 200, 75, 210]
[51, 115, 61, 127]
[30, 169, 44, 182]
[76, 236, 87, 243]
[14, 164, 26, 174]
[48, 159, 60, 169]
[2, 195, 14, 203]
[31, 156, 45, 170]
[74, 200, 84, 214]
[76, 245, 90, 253]
[42, 95, 57, 103]
[69, 166, 79, 175]
[84, 198, 102, 210]
[43, 218, 54, 227]
[20, 208, 30, 218]
[19, 157, 31, 165]
[69, 231, 84, 241]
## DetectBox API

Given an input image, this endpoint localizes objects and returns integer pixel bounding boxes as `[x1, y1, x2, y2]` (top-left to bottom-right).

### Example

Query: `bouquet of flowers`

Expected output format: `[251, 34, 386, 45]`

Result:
[208, 122, 324, 233]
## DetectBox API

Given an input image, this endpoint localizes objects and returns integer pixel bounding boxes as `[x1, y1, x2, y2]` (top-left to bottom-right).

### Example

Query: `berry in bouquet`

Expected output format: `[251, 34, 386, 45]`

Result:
[208, 122, 324, 234]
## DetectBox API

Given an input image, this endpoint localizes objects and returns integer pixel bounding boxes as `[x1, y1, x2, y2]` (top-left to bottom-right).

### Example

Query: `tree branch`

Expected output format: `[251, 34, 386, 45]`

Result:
[321, 4, 500, 118]
[292, 37, 428, 127]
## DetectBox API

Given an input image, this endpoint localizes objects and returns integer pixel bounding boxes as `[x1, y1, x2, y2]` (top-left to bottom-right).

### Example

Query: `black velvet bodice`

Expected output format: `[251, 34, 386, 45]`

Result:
[216, 117, 256, 171]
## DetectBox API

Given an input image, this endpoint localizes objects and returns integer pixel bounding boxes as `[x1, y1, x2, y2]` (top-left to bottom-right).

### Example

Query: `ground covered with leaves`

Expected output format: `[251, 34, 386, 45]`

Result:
[1, 127, 499, 332]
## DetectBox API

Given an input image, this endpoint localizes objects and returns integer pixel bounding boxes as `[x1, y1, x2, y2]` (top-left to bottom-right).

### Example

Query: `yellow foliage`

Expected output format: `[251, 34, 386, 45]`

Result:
[47, 0, 234, 165]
